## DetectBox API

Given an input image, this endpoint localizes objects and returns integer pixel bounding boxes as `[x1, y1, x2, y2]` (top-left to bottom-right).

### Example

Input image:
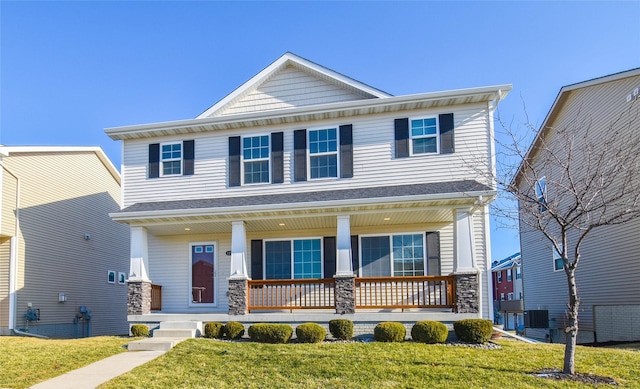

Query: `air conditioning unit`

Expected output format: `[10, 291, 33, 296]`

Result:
[524, 310, 549, 328]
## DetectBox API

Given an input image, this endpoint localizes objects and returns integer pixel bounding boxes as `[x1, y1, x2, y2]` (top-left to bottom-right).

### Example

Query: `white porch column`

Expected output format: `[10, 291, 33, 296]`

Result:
[454, 208, 478, 273]
[229, 220, 248, 279]
[335, 215, 353, 276]
[129, 226, 150, 281]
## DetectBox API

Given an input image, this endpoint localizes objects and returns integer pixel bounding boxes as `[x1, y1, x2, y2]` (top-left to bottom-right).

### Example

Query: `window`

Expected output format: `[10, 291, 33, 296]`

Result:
[553, 245, 563, 271]
[410, 117, 439, 154]
[497, 272, 502, 283]
[535, 177, 547, 212]
[360, 233, 425, 277]
[264, 238, 322, 279]
[500, 293, 505, 301]
[309, 128, 338, 179]
[243, 135, 270, 184]
[508, 293, 514, 301]
[516, 266, 522, 280]
[161, 142, 182, 176]
[507, 269, 512, 282]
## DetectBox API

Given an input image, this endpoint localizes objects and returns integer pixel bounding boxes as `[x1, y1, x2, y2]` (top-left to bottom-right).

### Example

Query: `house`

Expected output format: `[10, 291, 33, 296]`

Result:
[0, 147, 130, 338]
[516, 68, 640, 344]
[105, 53, 511, 335]
[491, 252, 523, 330]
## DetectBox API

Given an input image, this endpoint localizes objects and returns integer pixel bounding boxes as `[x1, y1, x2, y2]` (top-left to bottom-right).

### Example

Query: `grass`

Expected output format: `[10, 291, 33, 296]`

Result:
[0, 336, 130, 389]
[100, 339, 640, 388]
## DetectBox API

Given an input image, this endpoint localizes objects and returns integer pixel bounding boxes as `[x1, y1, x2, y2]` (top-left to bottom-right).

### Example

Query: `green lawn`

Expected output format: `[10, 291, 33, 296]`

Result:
[0, 336, 130, 389]
[101, 339, 640, 388]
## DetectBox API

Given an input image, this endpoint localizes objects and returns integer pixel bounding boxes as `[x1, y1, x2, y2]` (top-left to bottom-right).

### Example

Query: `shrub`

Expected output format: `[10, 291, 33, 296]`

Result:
[295, 323, 326, 343]
[411, 321, 448, 344]
[224, 321, 245, 340]
[329, 319, 354, 340]
[373, 322, 406, 342]
[204, 322, 224, 339]
[248, 323, 293, 343]
[453, 319, 493, 344]
[130, 324, 149, 337]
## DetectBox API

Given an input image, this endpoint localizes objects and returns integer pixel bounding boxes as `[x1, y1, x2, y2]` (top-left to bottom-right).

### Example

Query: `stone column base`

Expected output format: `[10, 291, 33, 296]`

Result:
[127, 280, 152, 315]
[335, 275, 355, 314]
[228, 278, 248, 315]
[453, 272, 479, 313]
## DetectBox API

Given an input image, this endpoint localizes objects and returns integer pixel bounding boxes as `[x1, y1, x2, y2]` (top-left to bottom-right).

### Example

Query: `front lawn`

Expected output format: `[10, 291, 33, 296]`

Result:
[0, 336, 130, 389]
[101, 339, 640, 388]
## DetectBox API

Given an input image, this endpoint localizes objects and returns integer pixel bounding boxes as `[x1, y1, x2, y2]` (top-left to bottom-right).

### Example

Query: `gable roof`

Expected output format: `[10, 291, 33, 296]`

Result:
[513, 67, 640, 185]
[197, 52, 392, 118]
[0, 146, 121, 184]
[491, 252, 521, 271]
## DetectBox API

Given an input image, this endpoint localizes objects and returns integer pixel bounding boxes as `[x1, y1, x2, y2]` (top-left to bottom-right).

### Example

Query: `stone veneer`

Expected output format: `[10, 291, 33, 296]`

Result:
[334, 276, 356, 314]
[127, 280, 151, 315]
[228, 278, 248, 315]
[454, 273, 479, 313]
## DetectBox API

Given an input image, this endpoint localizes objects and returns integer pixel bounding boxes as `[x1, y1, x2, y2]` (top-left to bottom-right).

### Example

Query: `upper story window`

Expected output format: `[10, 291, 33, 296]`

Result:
[309, 128, 338, 179]
[507, 269, 512, 282]
[243, 135, 270, 184]
[497, 271, 502, 283]
[161, 142, 182, 176]
[411, 117, 438, 154]
[536, 177, 547, 212]
[516, 266, 522, 280]
[553, 244, 563, 271]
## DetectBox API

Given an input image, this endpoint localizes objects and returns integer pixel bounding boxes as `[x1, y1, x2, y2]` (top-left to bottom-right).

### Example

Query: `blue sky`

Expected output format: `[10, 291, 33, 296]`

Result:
[1, 1, 639, 261]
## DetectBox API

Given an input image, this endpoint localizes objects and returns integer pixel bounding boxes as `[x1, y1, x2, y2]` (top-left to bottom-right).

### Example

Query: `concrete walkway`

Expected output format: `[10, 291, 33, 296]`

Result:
[29, 350, 166, 389]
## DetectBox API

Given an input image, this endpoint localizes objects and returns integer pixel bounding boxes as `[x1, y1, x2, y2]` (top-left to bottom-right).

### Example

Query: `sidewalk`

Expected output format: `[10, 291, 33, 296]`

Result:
[28, 350, 166, 389]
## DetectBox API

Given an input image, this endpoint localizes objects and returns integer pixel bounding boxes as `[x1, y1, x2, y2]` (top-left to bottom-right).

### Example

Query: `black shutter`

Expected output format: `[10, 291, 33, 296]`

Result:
[293, 129, 307, 182]
[351, 235, 359, 275]
[251, 240, 263, 280]
[229, 136, 241, 187]
[183, 140, 194, 176]
[323, 237, 336, 278]
[148, 143, 160, 178]
[394, 118, 409, 158]
[271, 132, 284, 184]
[426, 232, 441, 276]
[339, 124, 353, 178]
[439, 113, 454, 154]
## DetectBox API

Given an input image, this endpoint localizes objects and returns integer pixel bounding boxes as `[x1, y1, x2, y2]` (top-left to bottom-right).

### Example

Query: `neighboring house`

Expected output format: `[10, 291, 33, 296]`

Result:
[106, 52, 511, 335]
[516, 68, 640, 344]
[491, 252, 523, 330]
[0, 147, 130, 338]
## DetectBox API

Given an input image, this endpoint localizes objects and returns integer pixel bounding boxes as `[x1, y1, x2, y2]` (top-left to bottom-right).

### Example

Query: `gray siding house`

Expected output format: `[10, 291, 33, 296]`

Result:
[517, 69, 640, 344]
[106, 53, 511, 335]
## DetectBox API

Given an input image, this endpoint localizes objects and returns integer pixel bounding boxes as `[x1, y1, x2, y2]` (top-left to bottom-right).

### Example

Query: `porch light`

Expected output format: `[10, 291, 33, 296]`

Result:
[278, 223, 285, 226]
[383, 217, 391, 221]
[184, 228, 191, 231]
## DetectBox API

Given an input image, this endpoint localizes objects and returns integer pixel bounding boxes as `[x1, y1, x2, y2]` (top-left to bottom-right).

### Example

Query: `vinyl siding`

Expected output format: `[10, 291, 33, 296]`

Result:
[3, 152, 130, 336]
[0, 238, 10, 328]
[122, 103, 492, 207]
[520, 74, 640, 343]
[1, 169, 17, 237]
[211, 65, 373, 117]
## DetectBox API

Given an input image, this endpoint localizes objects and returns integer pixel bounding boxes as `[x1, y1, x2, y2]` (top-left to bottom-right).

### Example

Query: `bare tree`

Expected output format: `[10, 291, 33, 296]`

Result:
[492, 99, 640, 375]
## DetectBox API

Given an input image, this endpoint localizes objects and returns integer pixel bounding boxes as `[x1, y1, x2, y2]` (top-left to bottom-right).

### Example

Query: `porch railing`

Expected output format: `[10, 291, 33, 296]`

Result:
[247, 276, 455, 312]
[151, 284, 162, 311]
[248, 278, 335, 312]
[356, 276, 455, 310]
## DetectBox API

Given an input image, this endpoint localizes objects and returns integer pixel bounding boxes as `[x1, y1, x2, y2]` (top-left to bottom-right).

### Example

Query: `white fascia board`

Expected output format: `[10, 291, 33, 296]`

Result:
[106, 84, 512, 140]
[109, 189, 497, 222]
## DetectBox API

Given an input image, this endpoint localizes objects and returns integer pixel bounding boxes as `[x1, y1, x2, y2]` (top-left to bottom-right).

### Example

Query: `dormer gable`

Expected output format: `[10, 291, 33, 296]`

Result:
[197, 52, 391, 119]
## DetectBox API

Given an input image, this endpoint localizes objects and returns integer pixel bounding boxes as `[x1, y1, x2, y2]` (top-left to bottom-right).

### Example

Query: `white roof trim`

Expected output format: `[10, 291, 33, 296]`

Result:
[196, 52, 392, 119]
[0, 146, 121, 184]
[106, 84, 512, 140]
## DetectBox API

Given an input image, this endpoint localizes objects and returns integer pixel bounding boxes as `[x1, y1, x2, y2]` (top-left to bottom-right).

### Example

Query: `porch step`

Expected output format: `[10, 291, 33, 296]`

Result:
[153, 329, 197, 338]
[159, 321, 202, 331]
[128, 337, 186, 351]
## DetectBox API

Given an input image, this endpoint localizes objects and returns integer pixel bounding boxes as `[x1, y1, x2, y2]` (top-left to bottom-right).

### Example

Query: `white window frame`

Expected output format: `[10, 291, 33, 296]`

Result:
[188, 241, 218, 307]
[507, 292, 514, 301]
[241, 134, 271, 185]
[516, 266, 522, 280]
[500, 293, 505, 301]
[507, 269, 512, 282]
[263, 237, 324, 280]
[553, 244, 563, 272]
[497, 271, 502, 283]
[160, 141, 183, 177]
[307, 127, 340, 180]
[409, 116, 440, 155]
[535, 176, 547, 212]
[358, 232, 427, 277]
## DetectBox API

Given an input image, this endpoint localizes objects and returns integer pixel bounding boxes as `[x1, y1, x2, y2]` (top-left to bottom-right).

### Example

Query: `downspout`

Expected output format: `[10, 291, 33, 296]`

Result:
[1, 162, 19, 332]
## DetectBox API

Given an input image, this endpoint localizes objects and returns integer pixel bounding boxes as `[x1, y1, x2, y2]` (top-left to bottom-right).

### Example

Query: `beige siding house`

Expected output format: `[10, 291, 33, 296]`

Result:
[0, 147, 130, 337]
[517, 69, 640, 344]
[106, 53, 511, 335]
